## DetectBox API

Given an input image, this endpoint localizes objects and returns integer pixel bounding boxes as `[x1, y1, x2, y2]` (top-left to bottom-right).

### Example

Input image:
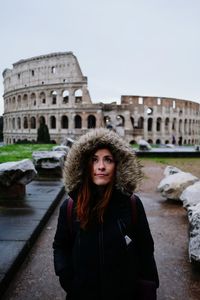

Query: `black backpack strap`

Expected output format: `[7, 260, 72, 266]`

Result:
[67, 197, 74, 236]
[130, 193, 137, 226]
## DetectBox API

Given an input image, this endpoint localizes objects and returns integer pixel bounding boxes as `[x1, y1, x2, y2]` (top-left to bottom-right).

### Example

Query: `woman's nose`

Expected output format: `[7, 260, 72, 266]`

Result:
[98, 160, 105, 170]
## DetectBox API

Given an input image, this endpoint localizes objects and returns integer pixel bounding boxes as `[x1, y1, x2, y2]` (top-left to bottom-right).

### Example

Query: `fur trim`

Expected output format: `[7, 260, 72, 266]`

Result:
[63, 128, 142, 195]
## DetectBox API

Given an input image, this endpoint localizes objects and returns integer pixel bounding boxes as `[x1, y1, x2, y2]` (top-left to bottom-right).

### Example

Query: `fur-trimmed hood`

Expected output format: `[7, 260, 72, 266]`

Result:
[63, 128, 142, 195]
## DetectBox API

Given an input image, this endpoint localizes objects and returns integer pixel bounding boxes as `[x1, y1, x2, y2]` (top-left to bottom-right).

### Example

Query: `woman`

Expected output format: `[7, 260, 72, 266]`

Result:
[53, 128, 159, 300]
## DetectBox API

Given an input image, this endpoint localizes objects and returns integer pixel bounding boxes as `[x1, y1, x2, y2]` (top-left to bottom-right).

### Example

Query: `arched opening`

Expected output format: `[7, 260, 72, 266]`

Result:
[130, 117, 134, 128]
[23, 94, 28, 107]
[75, 89, 82, 103]
[147, 139, 153, 144]
[147, 107, 153, 115]
[165, 118, 170, 132]
[40, 92, 46, 104]
[129, 140, 136, 145]
[148, 118, 153, 131]
[88, 115, 96, 128]
[138, 117, 144, 129]
[17, 95, 21, 107]
[63, 90, 69, 103]
[23, 117, 28, 129]
[75, 115, 82, 128]
[51, 91, 57, 104]
[116, 115, 125, 126]
[30, 117, 36, 129]
[12, 118, 15, 129]
[156, 117, 161, 131]
[156, 139, 161, 144]
[172, 118, 176, 130]
[31, 93, 36, 106]
[39, 116, 46, 125]
[50, 116, 56, 129]
[17, 117, 21, 129]
[61, 116, 68, 129]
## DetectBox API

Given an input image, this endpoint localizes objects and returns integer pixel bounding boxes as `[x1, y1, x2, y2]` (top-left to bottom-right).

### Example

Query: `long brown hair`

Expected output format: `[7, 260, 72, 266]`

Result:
[76, 152, 115, 229]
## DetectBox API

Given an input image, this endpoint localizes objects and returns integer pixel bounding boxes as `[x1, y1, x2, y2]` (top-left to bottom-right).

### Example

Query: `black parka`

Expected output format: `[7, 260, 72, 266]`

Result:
[53, 128, 159, 299]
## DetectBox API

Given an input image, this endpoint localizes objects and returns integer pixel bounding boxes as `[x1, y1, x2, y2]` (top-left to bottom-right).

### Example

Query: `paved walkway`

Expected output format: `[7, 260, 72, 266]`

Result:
[0, 179, 65, 298]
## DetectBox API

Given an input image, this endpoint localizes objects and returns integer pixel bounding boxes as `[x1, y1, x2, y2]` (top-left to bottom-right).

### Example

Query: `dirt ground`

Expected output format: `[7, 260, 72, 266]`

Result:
[139, 159, 200, 300]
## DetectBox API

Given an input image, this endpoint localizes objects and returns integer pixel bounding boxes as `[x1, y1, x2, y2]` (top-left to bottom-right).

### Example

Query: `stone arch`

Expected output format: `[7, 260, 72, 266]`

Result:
[51, 90, 57, 104]
[75, 89, 83, 103]
[23, 94, 28, 107]
[184, 119, 187, 134]
[156, 139, 161, 144]
[23, 116, 28, 129]
[75, 115, 82, 128]
[87, 115, 96, 128]
[172, 118, 176, 130]
[116, 115, 125, 126]
[148, 118, 153, 131]
[147, 107, 153, 115]
[17, 117, 21, 129]
[189, 119, 192, 135]
[138, 117, 144, 129]
[30, 116, 36, 129]
[130, 117, 134, 128]
[40, 92, 46, 104]
[31, 93, 36, 106]
[147, 139, 153, 144]
[165, 118, 170, 132]
[39, 116, 46, 125]
[156, 117, 161, 131]
[61, 115, 68, 129]
[12, 117, 15, 129]
[12, 97, 16, 109]
[129, 140, 136, 145]
[179, 119, 183, 133]
[17, 95, 21, 108]
[50, 116, 56, 129]
[63, 90, 69, 103]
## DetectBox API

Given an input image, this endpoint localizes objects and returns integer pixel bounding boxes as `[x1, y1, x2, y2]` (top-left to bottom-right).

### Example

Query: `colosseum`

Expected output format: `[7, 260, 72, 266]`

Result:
[2, 51, 200, 145]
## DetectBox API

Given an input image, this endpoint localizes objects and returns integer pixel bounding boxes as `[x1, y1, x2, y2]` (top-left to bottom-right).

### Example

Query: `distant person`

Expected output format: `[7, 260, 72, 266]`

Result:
[53, 128, 159, 300]
[178, 136, 183, 146]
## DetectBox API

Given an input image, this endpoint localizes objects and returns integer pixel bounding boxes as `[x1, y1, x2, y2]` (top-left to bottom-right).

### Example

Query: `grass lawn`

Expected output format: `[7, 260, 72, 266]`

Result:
[0, 144, 54, 163]
[141, 157, 200, 178]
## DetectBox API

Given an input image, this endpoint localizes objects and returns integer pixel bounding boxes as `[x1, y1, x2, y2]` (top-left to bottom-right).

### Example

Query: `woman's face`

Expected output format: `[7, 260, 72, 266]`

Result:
[91, 148, 116, 186]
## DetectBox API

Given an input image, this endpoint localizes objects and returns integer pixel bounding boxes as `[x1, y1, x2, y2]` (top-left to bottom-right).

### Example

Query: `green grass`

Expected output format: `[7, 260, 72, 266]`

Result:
[141, 157, 200, 178]
[0, 144, 54, 163]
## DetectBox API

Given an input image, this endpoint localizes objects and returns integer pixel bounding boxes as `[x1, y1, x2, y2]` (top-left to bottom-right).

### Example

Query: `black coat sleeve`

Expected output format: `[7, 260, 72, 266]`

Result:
[53, 199, 74, 292]
[134, 195, 159, 288]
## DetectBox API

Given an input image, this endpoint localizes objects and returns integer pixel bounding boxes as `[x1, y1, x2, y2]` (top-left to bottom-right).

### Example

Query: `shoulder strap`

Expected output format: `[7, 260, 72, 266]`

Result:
[130, 193, 137, 226]
[67, 197, 74, 235]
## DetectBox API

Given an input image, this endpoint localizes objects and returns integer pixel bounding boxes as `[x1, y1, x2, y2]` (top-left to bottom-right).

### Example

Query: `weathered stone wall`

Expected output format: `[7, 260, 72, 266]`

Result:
[2, 52, 200, 145]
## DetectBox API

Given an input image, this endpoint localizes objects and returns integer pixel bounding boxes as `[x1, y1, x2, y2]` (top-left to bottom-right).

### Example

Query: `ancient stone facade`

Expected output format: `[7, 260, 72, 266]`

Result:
[2, 52, 200, 145]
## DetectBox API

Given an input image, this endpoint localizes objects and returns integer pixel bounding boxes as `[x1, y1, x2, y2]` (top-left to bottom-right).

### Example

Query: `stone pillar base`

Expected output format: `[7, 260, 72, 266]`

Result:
[0, 183, 26, 199]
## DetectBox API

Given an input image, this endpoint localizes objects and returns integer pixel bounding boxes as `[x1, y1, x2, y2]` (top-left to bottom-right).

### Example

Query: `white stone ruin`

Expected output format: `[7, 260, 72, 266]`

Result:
[157, 165, 200, 264]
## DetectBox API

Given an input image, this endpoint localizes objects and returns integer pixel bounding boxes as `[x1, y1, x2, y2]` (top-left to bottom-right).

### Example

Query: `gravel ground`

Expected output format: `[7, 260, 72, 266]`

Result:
[2, 160, 200, 300]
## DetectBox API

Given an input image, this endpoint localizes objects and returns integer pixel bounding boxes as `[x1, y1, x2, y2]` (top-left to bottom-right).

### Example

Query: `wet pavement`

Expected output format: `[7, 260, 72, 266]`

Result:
[1, 178, 200, 299]
[0, 179, 65, 298]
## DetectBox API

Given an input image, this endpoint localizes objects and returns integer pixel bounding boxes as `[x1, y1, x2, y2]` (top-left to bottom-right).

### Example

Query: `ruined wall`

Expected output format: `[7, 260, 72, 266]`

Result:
[2, 52, 200, 145]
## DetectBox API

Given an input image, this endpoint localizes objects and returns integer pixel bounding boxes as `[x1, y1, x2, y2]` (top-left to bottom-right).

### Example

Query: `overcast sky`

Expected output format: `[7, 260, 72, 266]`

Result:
[0, 0, 200, 115]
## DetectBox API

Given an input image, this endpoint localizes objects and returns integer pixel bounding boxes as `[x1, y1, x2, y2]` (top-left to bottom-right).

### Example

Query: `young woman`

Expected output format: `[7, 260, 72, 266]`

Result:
[53, 128, 159, 300]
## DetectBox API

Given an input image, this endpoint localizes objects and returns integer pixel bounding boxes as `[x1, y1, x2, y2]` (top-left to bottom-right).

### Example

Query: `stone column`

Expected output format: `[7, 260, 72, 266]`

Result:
[82, 112, 87, 129]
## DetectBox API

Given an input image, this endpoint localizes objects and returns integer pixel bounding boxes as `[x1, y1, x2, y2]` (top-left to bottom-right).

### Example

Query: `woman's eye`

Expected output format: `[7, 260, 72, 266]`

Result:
[105, 157, 113, 163]
[92, 157, 98, 163]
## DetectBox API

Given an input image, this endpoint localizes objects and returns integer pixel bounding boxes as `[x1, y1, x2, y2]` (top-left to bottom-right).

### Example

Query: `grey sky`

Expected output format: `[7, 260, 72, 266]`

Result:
[0, 0, 200, 115]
